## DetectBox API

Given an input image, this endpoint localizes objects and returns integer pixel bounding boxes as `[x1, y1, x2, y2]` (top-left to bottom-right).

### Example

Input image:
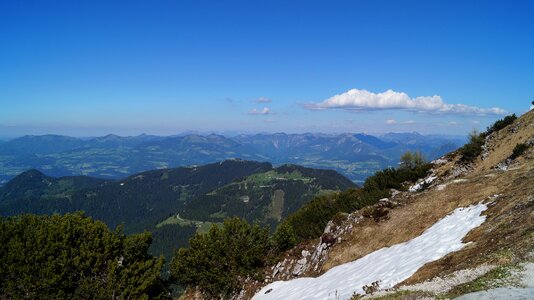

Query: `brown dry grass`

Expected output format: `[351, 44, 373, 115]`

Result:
[323, 172, 498, 271]
[476, 110, 534, 172]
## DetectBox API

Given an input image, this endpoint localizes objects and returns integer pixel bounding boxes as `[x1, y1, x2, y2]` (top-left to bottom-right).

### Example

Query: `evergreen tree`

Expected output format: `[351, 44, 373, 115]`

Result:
[0, 213, 168, 299]
[271, 222, 297, 252]
[170, 217, 269, 298]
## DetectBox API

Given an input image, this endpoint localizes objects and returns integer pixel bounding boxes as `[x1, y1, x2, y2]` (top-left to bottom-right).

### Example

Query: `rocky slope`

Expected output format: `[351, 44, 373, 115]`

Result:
[240, 109, 534, 299]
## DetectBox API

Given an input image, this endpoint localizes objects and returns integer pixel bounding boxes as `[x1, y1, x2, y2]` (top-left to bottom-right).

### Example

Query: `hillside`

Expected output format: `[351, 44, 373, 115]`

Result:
[240, 110, 534, 299]
[0, 159, 355, 261]
[179, 164, 355, 229]
[0, 160, 272, 229]
[0, 132, 464, 185]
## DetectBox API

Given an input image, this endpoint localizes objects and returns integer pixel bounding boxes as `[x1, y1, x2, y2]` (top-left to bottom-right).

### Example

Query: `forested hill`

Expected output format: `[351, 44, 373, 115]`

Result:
[0, 160, 267, 229]
[0, 159, 355, 232]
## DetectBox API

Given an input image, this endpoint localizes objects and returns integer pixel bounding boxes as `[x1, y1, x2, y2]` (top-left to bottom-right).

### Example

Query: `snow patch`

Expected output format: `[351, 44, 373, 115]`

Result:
[452, 179, 468, 184]
[409, 176, 437, 192]
[252, 203, 488, 300]
[432, 158, 448, 166]
[519, 262, 534, 288]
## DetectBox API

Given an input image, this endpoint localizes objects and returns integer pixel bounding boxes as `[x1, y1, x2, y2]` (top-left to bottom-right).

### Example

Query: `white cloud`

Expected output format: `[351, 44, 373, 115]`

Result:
[254, 97, 272, 103]
[471, 120, 480, 124]
[386, 119, 416, 125]
[448, 121, 458, 125]
[264, 118, 276, 123]
[249, 107, 271, 115]
[305, 89, 506, 116]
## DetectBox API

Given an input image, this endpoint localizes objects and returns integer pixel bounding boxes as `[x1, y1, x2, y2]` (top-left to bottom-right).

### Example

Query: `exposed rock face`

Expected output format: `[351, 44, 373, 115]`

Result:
[495, 158, 512, 171]
[320, 233, 336, 247]
[481, 133, 496, 161]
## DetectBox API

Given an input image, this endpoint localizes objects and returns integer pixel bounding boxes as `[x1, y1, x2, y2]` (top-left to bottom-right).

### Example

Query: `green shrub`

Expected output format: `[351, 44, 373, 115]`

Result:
[485, 114, 517, 135]
[170, 218, 269, 298]
[332, 212, 349, 226]
[363, 164, 431, 192]
[0, 213, 168, 299]
[270, 222, 297, 253]
[459, 114, 518, 163]
[510, 143, 528, 159]
[459, 129, 485, 162]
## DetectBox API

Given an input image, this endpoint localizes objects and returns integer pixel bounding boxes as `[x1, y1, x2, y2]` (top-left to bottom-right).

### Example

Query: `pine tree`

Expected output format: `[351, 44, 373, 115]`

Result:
[0, 213, 169, 299]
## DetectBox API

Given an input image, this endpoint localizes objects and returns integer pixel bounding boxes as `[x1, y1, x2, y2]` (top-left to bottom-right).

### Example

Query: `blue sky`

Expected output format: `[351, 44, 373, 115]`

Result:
[1, 0, 533, 137]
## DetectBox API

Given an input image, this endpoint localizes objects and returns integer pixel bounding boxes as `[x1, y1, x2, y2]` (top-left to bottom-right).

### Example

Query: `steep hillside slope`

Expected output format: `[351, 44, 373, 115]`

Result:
[244, 110, 534, 299]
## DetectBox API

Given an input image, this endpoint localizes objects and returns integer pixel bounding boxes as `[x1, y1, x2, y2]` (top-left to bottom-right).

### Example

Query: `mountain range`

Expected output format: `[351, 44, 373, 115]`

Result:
[0, 132, 465, 185]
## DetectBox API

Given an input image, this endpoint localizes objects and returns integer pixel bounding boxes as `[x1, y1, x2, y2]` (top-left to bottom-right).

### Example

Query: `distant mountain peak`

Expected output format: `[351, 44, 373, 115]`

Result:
[17, 169, 46, 178]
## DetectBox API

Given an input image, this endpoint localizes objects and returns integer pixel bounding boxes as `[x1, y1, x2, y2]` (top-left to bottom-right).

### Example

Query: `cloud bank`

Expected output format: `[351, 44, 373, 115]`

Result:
[305, 89, 506, 116]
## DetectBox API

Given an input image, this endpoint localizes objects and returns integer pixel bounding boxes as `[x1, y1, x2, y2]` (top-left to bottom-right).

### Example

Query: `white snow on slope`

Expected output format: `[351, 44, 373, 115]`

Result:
[409, 175, 437, 192]
[253, 203, 488, 300]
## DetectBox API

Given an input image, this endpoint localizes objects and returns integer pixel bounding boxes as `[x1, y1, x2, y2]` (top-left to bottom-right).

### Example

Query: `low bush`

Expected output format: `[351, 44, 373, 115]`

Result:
[170, 218, 269, 298]
[459, 130, 485, 163]
[270, 222, 297, 253]
[459, 114, 518, 163]
[510, 143, 528, 159]
[0, 213, 168, 299]
[485, 114, 517, 136]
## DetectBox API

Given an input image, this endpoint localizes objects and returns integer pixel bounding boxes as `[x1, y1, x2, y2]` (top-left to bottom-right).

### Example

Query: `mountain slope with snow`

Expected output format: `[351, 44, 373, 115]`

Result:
[253, 203, 488, 300]
[238, 110, 534, 300]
